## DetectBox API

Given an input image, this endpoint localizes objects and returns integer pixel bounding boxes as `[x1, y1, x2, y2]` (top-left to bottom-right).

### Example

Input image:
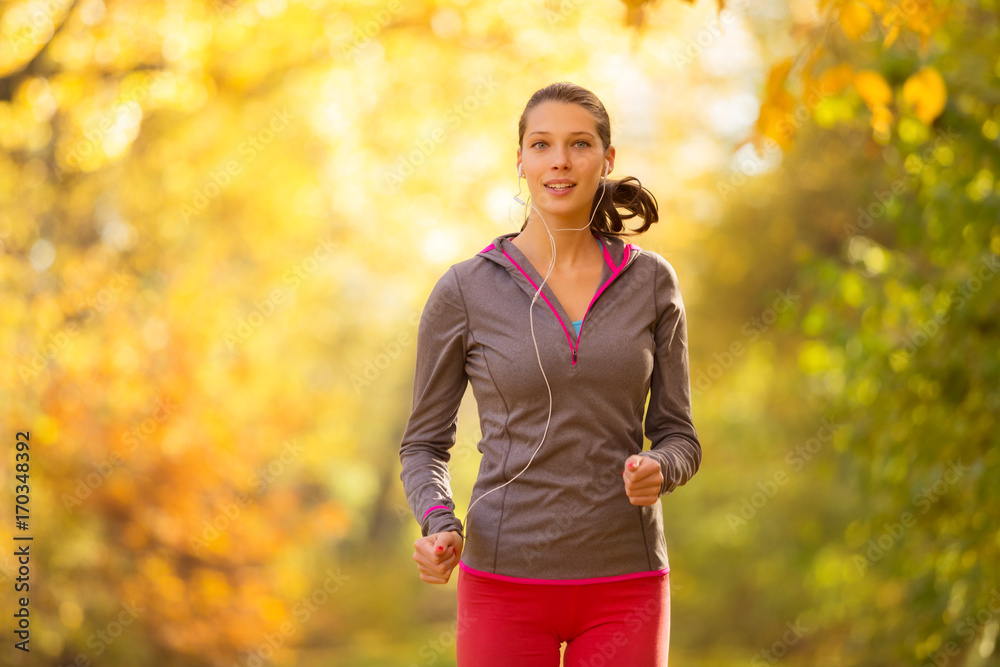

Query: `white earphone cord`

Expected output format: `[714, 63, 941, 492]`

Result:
[460, 163, 610, 540]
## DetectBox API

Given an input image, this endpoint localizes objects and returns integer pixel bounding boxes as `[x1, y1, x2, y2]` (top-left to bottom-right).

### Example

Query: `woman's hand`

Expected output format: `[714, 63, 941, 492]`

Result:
[623, 455, 664, 506]
[413, 530, 464, 584]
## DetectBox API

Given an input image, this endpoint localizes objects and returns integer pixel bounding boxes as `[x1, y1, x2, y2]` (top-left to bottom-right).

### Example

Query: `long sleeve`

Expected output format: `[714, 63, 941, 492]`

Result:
[640, 254, 702, 497]
[398, 266, 468, 539]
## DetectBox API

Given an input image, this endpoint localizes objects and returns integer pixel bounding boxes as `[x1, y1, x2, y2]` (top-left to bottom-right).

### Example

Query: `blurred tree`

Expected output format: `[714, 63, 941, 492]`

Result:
[688, 0, 1000, 663]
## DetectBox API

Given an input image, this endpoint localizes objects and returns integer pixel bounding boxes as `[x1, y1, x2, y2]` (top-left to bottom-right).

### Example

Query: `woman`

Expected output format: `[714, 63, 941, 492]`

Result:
[398, 81, 702, 666]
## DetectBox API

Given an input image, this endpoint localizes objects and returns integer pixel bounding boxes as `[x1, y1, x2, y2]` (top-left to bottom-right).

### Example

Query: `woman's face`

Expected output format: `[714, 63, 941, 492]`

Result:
[517, 101, 614, 221]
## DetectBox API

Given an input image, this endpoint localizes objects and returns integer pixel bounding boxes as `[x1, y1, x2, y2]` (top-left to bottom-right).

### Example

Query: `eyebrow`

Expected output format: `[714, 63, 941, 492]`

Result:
[527, 131, 596, 139]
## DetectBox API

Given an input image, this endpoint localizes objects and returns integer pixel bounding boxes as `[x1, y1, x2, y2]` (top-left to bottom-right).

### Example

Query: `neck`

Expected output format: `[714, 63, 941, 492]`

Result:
[515, 214, 600, 270]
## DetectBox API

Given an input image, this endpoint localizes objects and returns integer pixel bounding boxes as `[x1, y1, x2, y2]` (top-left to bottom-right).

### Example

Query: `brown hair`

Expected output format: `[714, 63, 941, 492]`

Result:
[517, 82, 659, 238]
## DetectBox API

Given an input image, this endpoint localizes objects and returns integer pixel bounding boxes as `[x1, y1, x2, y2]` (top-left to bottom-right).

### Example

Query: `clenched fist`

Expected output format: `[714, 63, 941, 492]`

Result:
[623, 455, 664, 506]
[413, 530, 464, 584]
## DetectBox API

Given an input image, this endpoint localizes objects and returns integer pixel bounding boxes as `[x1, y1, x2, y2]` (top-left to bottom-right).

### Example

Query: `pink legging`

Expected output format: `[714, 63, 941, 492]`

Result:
[456, 566, 670, 666]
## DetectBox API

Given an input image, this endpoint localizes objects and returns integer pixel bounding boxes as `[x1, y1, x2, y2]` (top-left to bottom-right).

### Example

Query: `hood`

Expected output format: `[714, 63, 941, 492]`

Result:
[474, 231, 645, 366]
[476, 231, 643, 277]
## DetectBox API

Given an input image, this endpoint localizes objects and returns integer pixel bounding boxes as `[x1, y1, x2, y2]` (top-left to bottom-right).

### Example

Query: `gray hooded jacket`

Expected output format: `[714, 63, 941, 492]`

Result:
[398, 230, 701, 583]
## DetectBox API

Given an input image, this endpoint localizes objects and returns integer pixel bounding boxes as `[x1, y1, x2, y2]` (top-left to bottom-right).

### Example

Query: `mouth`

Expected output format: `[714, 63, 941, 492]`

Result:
[544, 182, 576, 195]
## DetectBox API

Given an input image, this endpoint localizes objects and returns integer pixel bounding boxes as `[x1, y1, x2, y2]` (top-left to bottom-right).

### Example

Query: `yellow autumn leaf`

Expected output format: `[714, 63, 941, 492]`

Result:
[883, 21, 901, 48]
[907, 9, 932, 37]
[902, 66, 947, 124]
[857, 0, 885, 11]
[912, 5, 949, 56]
[854, 69, 892, 108]
[818, 63, 856, 95]
[193, 568, 232, 604]
[839, 1, 872, 40]
[752, 56, 798, 151]
[871, 104, 894, 135]
[801, 44, 826, 95]
[766, 57, 794, 100]
[757, 101, 796, 150]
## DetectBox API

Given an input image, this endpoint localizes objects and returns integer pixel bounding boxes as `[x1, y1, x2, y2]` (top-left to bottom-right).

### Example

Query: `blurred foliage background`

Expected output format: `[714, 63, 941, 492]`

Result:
[1, 0, 998, 665]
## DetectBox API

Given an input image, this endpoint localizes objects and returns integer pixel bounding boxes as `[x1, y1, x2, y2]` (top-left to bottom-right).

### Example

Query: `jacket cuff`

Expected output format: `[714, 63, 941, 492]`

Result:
[422, 507, 464, 539]
[638, 450, 676, 498]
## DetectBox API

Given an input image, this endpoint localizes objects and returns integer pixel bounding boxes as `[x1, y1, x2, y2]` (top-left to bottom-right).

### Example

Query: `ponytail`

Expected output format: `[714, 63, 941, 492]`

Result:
[518, 175, 659, 237]
[589, 175, 659, 238]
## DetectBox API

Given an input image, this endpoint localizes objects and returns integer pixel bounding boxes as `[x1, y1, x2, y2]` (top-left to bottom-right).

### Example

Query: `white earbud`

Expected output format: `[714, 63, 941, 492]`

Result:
[513, 165, 526, 205]
[604, 160, 610, 178]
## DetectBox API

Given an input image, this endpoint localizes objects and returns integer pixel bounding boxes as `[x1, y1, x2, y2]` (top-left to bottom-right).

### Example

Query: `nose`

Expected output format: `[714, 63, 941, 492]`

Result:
[550, 145, 571, 171]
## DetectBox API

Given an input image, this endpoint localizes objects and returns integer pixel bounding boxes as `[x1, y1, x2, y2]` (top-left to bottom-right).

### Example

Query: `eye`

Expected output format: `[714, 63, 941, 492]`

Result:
[530, 140, 590, 148]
